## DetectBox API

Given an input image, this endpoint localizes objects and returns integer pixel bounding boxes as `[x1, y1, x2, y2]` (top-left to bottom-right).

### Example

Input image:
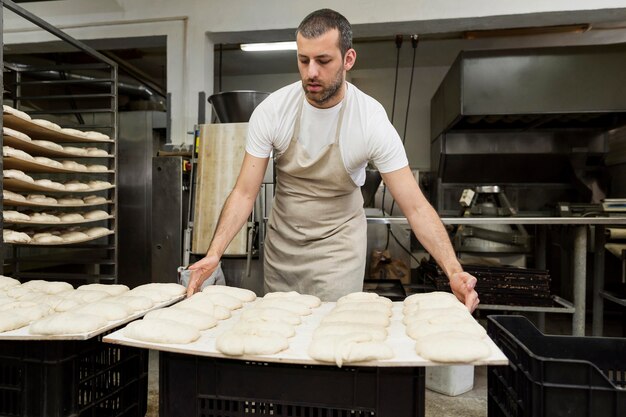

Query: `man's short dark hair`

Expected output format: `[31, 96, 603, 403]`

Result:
[297, 9, 352, 56]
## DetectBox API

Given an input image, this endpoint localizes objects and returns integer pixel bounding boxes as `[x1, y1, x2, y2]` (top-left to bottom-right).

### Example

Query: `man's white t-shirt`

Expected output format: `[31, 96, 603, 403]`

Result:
[245, 81, 408, 186]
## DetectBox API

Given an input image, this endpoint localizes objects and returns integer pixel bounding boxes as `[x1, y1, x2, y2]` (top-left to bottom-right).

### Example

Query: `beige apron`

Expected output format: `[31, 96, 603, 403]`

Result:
[264, 91, 367, 301]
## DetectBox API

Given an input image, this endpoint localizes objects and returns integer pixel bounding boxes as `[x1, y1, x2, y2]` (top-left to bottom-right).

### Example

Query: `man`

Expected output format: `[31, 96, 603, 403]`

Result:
[188, 9, 479, 310]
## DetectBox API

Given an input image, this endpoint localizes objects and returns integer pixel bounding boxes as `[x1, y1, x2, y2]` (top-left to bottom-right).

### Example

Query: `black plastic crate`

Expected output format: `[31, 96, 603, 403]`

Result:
[487, 315, 626, 417]
[0, 332, 148, 417]
[159, 352, 425, 417]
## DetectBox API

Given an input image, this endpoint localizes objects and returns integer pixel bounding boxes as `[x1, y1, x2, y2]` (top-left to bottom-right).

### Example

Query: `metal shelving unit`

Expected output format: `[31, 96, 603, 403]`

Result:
[1, 0, 119, 284]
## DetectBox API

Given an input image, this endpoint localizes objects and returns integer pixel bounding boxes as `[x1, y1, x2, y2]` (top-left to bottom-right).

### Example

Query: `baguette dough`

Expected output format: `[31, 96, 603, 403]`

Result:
[216, 328, 289, 356]
[84, 210, 109, 220]
[32, 140, 63, 151]
[77, 283, 129, 296]
[406, 320, 487, 340]
[87, 180, 112, 190]
[59, 213, 85, 222]
[61, 160, 88, 171]
[62, 146, 88, 156]
[29, 212, 61, 223]
[3, 146, 34, 161]
[414, 331, 491, 363]
[34, 179, 66, 190]
[85, 147, 109, 156]
[21, 280, 73, 294]
[73, 301, 133, 321]
[86, 164, 109, 172]
[263, 291, 321, 308]
[202, 293, 243, 310]
[145, 307, 217, 330]
[60, 289, 109, 304]
[83, 195, 107, 204]
[3, 229, 31, 243]
[124, 318, 200, 344]
[308, 333, 394, 367]
[322, 310, 390, 327]
[108, 295, 154, 312]
[31, 119, 61, 131]
[6, 304, 51, 322]
[0, 275, 20, 290]
[64, 181, 90, 191]
[29, 312, 107, 335]
[233, 318, 296, 338]
[404, 291, 458, 306]
[3, 126, 32, 141]
[0, 310, 31, 332]
[4, 169, 34, 183]
[58, 196, 84, 205]
[33, 157, 64, 169]
[313, 322, 388, 341]
[3, 190, 26, 202]
[85, 131, 111, 141]
[174, 293, 231, 320]
[332, 302, 392, 316]
[60, 231, 89, 242]
[3, 105, 31, 120]
[256, 298, 312, 316]
[202, 285, 256, 302]
[60, 128, 86, 137]
[84, 227, 111, 238]
[27, 194, 58, 204]
[240, 307, 301, 325]
[3, 210, 30, 222]
[33, 234, 64, 244]
[403, 308, 472, 325]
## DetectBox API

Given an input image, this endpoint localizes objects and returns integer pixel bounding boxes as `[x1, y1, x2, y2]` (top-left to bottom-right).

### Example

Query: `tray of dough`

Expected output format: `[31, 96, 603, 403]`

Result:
[19, 229, 114, 246]
[4, 214, 114, 226]
[4, 178, 115, 193]
[0, 294, 184, 341]
[3, 113, 114, 143]
[3, 156, 114, 174]
[104, 301, 509, 368]
[2, 197, 113, 208]
[3, 132, 113, 158]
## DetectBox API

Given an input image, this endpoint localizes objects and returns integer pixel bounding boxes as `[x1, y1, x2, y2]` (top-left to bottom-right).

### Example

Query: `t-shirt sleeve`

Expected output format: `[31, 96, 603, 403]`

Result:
[245, 100, 275, 158]
[367, 105, 409, 173]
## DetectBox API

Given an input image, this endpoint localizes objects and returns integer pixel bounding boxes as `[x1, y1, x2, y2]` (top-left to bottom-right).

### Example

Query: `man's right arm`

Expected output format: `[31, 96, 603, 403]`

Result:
[186, 152, 269, 296]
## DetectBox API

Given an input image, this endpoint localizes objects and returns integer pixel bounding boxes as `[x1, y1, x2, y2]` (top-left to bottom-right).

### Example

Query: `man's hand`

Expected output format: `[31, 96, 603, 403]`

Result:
[449, 271, 479, 312]
[186, 255, 220, 297]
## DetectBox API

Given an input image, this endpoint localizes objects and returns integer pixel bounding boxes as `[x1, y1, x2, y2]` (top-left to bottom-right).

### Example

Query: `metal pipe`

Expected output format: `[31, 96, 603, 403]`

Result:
[592, 225, 606, 336]
[572, 225, 587, 336]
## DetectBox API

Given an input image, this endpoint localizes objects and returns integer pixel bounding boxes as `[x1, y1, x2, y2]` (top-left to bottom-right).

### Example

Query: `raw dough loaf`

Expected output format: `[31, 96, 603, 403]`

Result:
[406, 320, 487, 340]
[322, 310, 390, 327]
[31, 119, 61, 131]
[6, 286, 38, 299]
[33, 234, 64, 244]
[135, 283, 186, 297]
[3, 126, 32, 141]
[263, 291, 321, 308]
[308, 333, 394, 367]
[83, 195, 107, 204]
[33, 157, 64, 169]
[85, 147, 109, 156]
[34, 179, 66, 190]
[126, 288, 171, 303]
[256, 298, 312, 316]
[108, 295, 153, 312]
[3, 146, 34, 161]
[60, 231, 89, 242]
[332, 302, 392, 316]
[216, 328, 289, 356]
[313, 322, 388, 341]
[60, 128, 86, 137]
[3, 229, 31, 243]
[86, 164, 109, 172]
[29, 212, 61, 223]
[202, 293, 243, 310]
[4, 169, 34, 183]
[0, 310, 31, 332]
[3, 210, 30, 222]
[404, 291, 458, 306]
[60, 289, 109, 304]
[403, 308, 472, 325]
[59, 213, 85, 222]
[29, 312, 107, 335]
[337, 292, 392, 306]
[145, 307, 217, 330]
[84, 210, 109, 220]
[64, 181, 90, 191]
[124, 318, 200, 344]
[2, 105, 31, 120]
[58, 196, 84, 205]
[414, 331, 491, 363]
[3, 190, 26, 202]
[85, 131, 111, 141]
[240, 307, 302, 325]
[77, 283, 128, 296]
[21, 280, 73, 294]
[73, 301, 133, 321]
[84, 227, 111, 238]
[174, 293, 231, 320]
[233, 318, 296, 338]
[87, 180, 112, 190]
[202, 285, 256, 302]
[0, 275, 20, 290]
[32, 140, 64, 151]
[27, 194, 58, 204]
[61, 160, 88, 171]
[7, 304, 52, 322]
[62, 146, 88, 156]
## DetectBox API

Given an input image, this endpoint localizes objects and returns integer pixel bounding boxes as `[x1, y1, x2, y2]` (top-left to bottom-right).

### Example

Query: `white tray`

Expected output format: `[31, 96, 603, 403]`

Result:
[0, 294, 184, 340]
[104, 301, 509, 367]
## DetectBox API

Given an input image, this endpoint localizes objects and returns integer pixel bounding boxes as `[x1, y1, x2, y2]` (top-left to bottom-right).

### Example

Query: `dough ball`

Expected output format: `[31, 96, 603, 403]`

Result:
[313, 322, 388, 341]
[216, 328, 289, 356]
[124, 318, 200, 344]
[32, 140, 63, 151]
[256, 298, 311, 316]
[77, 283, 129, 296]
[202, 285, 256, 302]
[308, 333, 394, 367]
[3, 210, 30, 222]
[321, 310, 390, 327]
[3, 190, 26, 202]
[240, 307, 302, 325]
[414, 331, 491, 363]
[263, 291, 321, 308]
[29, 312, 107, 335]
[0, 310, 31, 332]
[145, 307, 217, 330]
[0, 275, 20, 290]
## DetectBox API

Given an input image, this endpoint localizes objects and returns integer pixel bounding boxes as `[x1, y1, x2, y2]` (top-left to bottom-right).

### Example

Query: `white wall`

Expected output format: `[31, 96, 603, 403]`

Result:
[5, 0, 626, 145]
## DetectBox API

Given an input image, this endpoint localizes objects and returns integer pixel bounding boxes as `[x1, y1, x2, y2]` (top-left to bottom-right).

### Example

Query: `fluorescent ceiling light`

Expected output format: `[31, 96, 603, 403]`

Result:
[240, 41, 297, 52]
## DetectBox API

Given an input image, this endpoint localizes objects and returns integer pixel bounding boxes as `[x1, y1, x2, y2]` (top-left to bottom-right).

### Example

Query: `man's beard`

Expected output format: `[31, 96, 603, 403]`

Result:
[303, 68, 344, 106]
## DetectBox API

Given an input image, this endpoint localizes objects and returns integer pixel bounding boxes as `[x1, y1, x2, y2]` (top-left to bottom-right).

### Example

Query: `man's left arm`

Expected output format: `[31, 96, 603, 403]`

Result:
[380, 166, 479, 312]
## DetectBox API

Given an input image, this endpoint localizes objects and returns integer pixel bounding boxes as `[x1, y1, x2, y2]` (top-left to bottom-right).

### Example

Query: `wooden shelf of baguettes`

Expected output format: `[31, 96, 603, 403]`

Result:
[10, 231, 114, 246]
[4, 215, 114, 226]
[2, 196, 113, 208]
[3, 113, 114, 143]
[3, 156, 114, 174]
[3, 133, 113, 159]
[3, 178, 114, 193]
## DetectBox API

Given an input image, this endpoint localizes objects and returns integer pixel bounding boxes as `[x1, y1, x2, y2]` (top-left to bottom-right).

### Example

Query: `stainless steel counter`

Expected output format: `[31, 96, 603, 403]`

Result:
[367, 216, 626, 336]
